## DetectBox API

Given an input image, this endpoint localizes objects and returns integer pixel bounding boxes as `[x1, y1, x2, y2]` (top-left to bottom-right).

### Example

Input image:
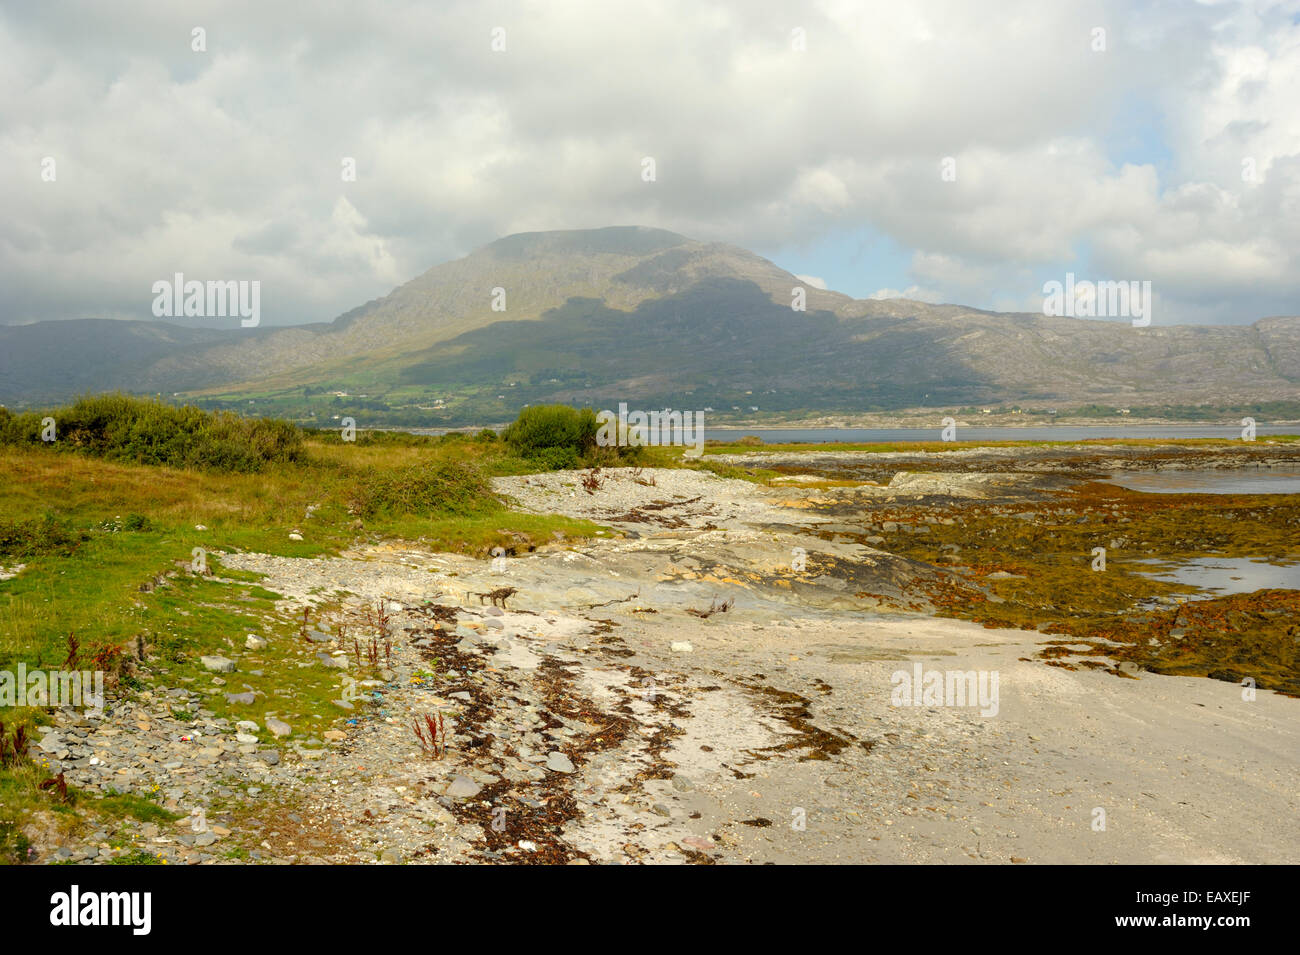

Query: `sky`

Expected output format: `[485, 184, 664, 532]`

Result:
[2, 0, 1299, 327]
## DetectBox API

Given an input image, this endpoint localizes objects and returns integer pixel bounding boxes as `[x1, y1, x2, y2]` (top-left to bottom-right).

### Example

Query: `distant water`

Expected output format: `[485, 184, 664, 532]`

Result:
[412, 425, 1297, 443]
[700, 425, 1297, 444]
[1104, 468, 1300, 495]
[1136, 557, 1300, 598]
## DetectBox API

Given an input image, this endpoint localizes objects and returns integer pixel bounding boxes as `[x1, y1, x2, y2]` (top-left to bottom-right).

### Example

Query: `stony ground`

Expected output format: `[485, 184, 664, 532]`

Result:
[28, 462, 1300, 864]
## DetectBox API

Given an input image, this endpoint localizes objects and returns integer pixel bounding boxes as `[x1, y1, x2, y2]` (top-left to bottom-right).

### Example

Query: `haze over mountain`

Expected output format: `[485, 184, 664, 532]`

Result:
[2, 226, 1298, 420]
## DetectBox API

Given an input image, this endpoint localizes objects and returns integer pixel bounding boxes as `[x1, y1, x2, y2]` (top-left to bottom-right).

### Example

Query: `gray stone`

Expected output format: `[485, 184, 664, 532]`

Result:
[445, 775, 481, 799]
[546, 751, 575, 773]
[200, 656, 236, 673]
[265, 717, 292, 738]
[224, 692, 256, 705]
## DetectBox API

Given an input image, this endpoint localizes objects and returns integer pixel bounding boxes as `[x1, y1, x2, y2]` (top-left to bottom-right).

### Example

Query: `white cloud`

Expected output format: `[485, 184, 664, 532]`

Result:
[0, 0, 1297, 326]
[869, 285, 944, 304]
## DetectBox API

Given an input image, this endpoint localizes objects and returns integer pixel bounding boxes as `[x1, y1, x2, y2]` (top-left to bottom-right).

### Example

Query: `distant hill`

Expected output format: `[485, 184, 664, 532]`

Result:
[3, 226, 1299, 422]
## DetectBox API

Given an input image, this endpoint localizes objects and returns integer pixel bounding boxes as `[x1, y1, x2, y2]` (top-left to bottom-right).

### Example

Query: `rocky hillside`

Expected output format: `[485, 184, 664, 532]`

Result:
[2, 226, 1298, 413]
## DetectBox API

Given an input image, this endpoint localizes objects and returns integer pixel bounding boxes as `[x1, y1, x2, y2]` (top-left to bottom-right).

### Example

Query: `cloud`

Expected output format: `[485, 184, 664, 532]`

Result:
[795, 274, 827, 290]
[869, 285, 944, 304]
[1, 0, 1297, 326]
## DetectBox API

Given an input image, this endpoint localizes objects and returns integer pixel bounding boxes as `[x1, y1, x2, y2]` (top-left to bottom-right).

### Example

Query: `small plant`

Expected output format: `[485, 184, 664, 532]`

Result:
[472, 587, 517, 609]
[686, 596, 734, 619]
[39, 772, 72, 804]
[62, 631, 79, 670]
[412, 713, 447, 759]
[361, 599, 392, 636]
[90, 641, 125, 680]
[0, 721, 30, 769]
[630, 468, 657, 487]
[581, 468, 603, 494]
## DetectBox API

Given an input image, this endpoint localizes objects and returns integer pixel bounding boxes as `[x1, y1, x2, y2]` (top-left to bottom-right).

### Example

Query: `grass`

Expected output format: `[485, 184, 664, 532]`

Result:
[0, 406, 614, 855]
[91, 793, 179, 825]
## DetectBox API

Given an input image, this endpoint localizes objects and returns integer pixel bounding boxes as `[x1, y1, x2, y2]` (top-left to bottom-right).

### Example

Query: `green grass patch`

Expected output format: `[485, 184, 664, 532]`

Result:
[92, 793, 179, 825]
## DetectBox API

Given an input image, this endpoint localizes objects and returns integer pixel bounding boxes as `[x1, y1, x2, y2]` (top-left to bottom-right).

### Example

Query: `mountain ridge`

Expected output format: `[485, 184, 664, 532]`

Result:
[2, 226, 1298, 418]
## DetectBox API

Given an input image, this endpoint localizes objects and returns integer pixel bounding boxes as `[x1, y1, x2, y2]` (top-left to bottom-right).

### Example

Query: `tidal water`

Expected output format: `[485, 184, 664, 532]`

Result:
[1135, 556, 1300, 598]
[416, 425, 1297, 443]
[1103, 468, 1300, 495]
[701, 425, 1297, 443]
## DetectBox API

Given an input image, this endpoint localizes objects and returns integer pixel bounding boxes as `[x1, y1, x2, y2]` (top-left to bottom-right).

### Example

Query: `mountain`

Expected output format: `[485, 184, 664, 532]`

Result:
[3, 225, 1299, 421]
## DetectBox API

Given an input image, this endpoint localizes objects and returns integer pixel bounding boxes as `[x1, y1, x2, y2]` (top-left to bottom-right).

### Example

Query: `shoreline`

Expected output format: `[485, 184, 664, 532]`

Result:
[23, 447, 1298, 864]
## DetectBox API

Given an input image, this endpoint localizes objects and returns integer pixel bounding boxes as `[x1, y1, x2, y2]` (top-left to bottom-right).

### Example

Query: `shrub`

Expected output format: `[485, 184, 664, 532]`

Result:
[0, 513, 87, 560]
[501, 405, 598, 465]
[0, 394, 303, 473]
[345, 459, 497, 519]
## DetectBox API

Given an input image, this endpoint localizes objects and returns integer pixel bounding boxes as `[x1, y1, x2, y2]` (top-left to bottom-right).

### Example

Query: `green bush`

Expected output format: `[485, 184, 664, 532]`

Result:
[0, 512, 87, 560]
[0, 394, 303, 473]
[501, 405, 599, 466]
[345, 459, 497, 519]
